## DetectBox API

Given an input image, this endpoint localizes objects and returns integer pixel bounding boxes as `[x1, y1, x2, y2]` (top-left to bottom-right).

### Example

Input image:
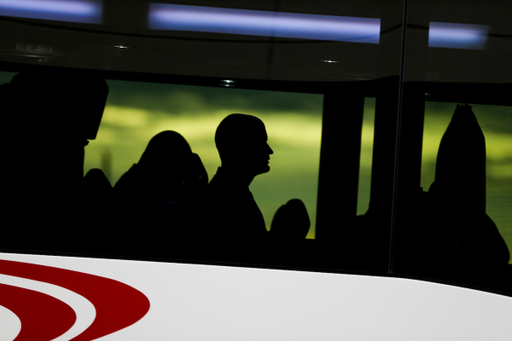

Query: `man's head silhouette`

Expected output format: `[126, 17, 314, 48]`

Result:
[215, 114, 273, 177]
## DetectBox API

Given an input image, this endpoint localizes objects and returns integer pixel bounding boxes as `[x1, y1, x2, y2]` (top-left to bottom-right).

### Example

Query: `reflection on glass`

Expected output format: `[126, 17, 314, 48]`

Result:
[428, 22, 488, 50]
[84, 79, 323, 239]
[357, 98, 375, 215]
[148, 4, 381, 43]
[0, 0, 102, 24]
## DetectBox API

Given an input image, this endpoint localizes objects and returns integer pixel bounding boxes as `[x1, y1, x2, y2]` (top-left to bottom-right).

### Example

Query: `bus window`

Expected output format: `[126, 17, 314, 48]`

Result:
[1, 66, 384, 273]
[83, 78, 323, 239]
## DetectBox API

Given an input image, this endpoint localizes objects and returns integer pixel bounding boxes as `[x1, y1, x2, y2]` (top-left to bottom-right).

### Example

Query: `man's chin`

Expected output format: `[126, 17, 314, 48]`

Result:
[259, 165, 270, 174]
[244, 163, 270, 176]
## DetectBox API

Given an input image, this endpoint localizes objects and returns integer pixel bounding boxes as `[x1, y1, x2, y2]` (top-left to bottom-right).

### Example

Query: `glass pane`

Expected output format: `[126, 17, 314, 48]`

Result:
[83, 79, 323, 239]
[396, 0, 512, 294]
[0, 0, 405, 275]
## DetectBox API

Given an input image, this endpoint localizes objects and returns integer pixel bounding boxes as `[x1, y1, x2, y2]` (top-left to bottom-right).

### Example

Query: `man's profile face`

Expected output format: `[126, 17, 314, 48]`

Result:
[216, 114, 274, 176]
[242, 127, 273, 175]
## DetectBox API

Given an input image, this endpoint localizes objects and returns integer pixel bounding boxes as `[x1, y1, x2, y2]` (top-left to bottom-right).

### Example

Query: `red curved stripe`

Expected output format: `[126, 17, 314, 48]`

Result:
[0, 259, 150, 341]
[0, 283, 76, 341]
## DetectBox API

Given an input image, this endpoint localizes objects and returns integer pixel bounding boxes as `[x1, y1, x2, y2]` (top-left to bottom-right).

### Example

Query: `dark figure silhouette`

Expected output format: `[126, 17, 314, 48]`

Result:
[419, 104, 509, 274]
[82, 168, 113, 252]
[207, 114, 273, 241]
[270, 199, 310, 240]
[84, 168, 112, 195]
[113, 130, 208, 251]
[1, 70, 108, 251]
[207, 113, 310, 243]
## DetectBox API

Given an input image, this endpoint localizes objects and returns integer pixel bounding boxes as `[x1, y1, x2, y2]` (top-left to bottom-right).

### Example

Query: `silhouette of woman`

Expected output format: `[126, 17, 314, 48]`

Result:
[113, 130, 208, 251]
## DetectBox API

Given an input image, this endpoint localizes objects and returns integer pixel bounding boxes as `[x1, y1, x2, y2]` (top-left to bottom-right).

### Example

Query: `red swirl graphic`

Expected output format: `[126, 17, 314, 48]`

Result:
[0, 259, 150, 341]
[0, 283, 76, 341]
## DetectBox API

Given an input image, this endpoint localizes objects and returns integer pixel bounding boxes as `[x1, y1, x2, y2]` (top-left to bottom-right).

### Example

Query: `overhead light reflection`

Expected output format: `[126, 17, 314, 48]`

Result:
[428, 22, 488, 50]
[0, 0, 102, 24]
[148, 4, 380, 44]
[219, 79, 236, 87]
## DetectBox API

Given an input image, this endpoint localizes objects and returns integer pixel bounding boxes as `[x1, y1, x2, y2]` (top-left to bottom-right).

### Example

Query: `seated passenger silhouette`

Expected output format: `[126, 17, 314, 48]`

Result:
[420, 104, 509, 271]
[82, 168, 113, 252]
[207, 114, 311, 243]
[207, 114, 273, 241]
[1, 71, 108, 251]
[113, 130, 208, 250]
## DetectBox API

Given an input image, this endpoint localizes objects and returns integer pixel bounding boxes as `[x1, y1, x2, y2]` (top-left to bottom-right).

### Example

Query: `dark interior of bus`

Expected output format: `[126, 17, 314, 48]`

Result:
[1, 0, 512, 297]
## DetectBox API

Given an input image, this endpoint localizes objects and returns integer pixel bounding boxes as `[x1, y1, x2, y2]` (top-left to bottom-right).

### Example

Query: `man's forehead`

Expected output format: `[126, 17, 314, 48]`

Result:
[216, 114, 268, 146]
[241, 126, 267, 140]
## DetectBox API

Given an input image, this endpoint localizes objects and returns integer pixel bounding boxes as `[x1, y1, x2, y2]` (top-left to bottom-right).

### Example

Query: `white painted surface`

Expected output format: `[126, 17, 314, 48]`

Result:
[1, 252, 511, 341]
[0, 304, 21, 341]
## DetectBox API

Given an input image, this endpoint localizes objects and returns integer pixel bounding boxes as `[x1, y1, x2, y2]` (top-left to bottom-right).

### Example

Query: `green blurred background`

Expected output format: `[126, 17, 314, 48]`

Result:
[84, 79, 325, 238]
[81, 80, 377, 240]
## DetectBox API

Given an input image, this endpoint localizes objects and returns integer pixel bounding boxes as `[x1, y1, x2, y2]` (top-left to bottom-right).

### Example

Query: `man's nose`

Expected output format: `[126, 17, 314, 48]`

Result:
[267, 143, 273, 154]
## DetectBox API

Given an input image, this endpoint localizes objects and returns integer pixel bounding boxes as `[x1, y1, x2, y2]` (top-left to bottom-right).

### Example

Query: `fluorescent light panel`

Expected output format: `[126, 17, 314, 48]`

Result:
[428, 22, 488, 50]
[0, 0, 102, 24]
[148, 4, 380, 44]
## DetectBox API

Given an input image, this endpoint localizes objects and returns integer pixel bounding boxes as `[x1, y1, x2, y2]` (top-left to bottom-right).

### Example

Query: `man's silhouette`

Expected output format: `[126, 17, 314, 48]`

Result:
[1, 71, 108, 252]
[207, 114, 273, 241]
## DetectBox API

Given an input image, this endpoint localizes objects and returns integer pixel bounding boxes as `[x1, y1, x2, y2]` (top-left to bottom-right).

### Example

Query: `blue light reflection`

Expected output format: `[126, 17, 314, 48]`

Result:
[148, 4, 380, 44]
[0, 0, 102, 24]
[428, 22, 488, 50]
